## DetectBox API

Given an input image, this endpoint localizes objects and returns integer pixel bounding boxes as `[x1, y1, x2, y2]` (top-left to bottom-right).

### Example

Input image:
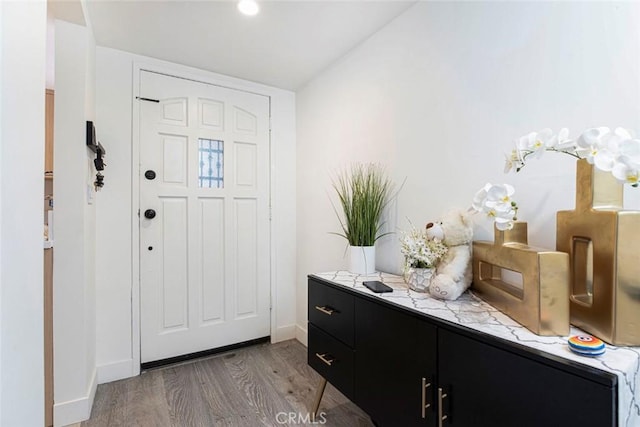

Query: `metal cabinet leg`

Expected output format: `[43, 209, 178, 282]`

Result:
[311, 377, 328, 420]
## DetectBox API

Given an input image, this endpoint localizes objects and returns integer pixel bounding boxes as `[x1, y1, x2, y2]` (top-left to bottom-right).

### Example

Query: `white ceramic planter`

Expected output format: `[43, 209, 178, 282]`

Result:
[349, 246, 376, 275]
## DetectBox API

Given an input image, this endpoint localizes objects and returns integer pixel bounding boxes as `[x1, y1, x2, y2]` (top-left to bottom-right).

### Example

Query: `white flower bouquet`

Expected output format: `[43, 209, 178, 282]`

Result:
[400, 225, 448, 269]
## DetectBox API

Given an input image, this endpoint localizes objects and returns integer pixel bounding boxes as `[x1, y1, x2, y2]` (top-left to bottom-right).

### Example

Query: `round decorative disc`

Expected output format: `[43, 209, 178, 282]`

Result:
[568, 335, 605, 356]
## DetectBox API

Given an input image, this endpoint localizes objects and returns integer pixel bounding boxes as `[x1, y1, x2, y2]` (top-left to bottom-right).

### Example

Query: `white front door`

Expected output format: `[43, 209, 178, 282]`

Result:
[139, 70, 271, 363]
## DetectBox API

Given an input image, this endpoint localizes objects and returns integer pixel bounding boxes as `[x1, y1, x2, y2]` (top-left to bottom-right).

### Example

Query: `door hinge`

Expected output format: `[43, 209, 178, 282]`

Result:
[269, 206, 273, 221]
[136, 96, 160, 103]
[137, 209, 140, 217]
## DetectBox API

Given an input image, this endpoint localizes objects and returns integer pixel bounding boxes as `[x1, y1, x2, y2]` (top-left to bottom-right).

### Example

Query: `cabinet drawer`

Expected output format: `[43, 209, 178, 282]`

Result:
[308, 279, 354, 346]
[308, 324, 354, 400]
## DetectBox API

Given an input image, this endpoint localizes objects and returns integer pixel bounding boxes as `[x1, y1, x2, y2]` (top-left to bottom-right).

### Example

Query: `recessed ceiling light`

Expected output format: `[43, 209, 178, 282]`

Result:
[238, 0, 259, 16]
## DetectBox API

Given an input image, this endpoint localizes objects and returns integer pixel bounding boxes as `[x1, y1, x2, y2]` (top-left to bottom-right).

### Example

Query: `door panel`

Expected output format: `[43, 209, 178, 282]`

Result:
[139, 70, 271, 363]
[199, 197, 225, 324]
[234, 198, 258, 318]
[161, 134, 187, 184]
[160, 197, 188, 330]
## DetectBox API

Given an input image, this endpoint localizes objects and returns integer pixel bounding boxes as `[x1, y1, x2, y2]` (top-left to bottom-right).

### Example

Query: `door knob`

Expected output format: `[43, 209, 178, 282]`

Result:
[144, 209, 156, 219]
[144, 170, 156, 180]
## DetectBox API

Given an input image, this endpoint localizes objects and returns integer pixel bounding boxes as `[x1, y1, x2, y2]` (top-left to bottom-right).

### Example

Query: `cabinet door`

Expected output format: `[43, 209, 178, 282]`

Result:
[355, 298, 437, 426]
[438, 329, 615, 427]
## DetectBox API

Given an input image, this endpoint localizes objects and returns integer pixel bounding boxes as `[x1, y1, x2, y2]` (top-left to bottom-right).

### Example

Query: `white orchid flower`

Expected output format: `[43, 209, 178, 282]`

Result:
[549, 128, 575, 150]
[484, 183, 515, 212]
[612, 157, 640, 186]
[613, 127, 633, 140]
[504, 151, 516, 173]
[617, 138, 640, 169]
[504, 145, 524, 173]
[591, 128, 634, 172]
[472, 183, 515, 213]
[601, 127, 633, 155]
[486, 208, 516, 230]
[576, 127, 619, 169]
[494, 216, 515, 231]
[518, 129, 553, 159]
[471, 183, 518, 230]
[577, 127, 611, 149]
[593, 148, 617, 172]
[471, 183, 491, 212]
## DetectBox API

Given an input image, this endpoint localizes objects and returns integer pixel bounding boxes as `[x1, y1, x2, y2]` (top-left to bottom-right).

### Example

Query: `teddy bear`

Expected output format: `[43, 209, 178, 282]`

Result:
[425, 210, 474, 300]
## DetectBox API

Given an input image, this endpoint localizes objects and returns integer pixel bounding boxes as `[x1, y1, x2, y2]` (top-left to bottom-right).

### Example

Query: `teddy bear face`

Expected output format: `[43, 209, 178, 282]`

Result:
[426, 212, 473, 247]
[425, 222, 444, 241]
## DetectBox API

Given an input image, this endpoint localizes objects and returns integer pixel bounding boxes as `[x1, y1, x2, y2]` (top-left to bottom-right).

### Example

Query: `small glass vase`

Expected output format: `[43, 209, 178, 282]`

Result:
[405, 267, 435, 292]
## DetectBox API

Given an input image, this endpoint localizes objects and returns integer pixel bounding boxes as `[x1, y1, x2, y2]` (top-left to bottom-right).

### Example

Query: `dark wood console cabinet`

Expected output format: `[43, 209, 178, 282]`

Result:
[308, 275, 617, 427]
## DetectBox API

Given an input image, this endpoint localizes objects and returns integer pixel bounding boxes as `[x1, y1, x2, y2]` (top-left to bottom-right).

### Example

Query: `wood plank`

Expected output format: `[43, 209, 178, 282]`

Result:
[125, 369, 171, 427]
[82, 379, 128, 427]
[192, 352, 254, 421]
[162, 364, 215, 427]
[250, 342, 313, 413]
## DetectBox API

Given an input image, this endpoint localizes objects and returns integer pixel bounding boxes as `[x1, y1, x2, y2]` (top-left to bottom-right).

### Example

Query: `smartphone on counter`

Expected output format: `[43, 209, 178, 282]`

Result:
[363, 280, 393, 293]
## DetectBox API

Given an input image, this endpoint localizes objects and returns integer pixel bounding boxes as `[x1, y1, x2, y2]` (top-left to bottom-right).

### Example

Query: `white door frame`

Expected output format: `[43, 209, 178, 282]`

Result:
[131, 62, 277, 375]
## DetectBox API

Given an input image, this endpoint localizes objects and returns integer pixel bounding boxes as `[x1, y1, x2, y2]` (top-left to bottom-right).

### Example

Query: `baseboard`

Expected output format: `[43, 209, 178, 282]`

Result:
[54, 367, 97, 427]
[272, 324, 296, 343]
[97, 358, 134, 384]
[295, 324, 308, 347]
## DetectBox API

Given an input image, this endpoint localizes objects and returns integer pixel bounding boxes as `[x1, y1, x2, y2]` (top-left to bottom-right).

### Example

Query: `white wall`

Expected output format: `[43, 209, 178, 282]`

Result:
[95, 47, 297, 382]
[296, 2, 640, 340]
[52, 18, 98, 426]
[46, 10, 55, 90]
[1, 2, 3, 417]
[0, 1, 46, 425]
[1, 2, 4, 419]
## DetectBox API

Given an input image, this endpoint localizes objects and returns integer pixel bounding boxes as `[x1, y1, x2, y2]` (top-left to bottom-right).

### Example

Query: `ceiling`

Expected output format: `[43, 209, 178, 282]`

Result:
[84, 0, 415, 90]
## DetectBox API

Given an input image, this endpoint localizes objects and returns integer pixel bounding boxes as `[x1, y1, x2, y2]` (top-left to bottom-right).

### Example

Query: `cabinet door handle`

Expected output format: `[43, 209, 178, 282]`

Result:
[314, 305, 335, 316]
[315, 353, 336, 366]
[421, 377, 432, 419]
[438, 387, 448, 427]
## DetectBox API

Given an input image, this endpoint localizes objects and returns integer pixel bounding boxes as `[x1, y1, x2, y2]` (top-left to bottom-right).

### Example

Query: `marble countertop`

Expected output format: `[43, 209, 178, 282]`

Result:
[312, 271, 640, 427]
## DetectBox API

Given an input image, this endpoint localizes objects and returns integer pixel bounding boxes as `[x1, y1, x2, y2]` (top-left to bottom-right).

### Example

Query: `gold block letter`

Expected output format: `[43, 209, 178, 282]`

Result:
[473, 222, 570, 336]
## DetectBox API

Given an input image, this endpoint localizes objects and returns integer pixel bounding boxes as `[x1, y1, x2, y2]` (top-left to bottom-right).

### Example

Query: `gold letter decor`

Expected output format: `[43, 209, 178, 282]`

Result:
[557, 159, 640, 345]
[473, 222, 570, 336]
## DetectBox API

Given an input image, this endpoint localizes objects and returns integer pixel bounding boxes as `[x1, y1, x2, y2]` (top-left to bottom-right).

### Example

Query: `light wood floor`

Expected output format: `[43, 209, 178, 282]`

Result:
[81, 340, 373, 427]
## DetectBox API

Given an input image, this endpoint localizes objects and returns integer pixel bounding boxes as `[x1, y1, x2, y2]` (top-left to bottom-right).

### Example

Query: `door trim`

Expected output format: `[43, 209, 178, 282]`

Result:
[131, 62, 276, 375]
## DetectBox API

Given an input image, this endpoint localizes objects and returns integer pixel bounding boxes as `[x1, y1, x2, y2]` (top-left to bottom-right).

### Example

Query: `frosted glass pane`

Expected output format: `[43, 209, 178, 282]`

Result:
[198, 139, 224, 188]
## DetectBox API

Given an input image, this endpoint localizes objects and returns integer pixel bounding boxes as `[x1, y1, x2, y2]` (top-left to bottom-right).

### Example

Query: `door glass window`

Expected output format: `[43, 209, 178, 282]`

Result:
[198, 138, 224, 188]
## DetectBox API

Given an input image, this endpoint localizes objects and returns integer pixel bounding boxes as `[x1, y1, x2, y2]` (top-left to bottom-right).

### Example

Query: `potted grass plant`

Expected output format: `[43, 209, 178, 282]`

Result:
[332, 163, 393, 275]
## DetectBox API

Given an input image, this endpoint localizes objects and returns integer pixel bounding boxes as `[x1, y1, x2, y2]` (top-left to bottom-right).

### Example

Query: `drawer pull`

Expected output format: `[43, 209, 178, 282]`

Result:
[438, 387, 448, 427]
[315, 352, 336, 366]
[314, 305, 335, 316]
[421, 377, 432, 419]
